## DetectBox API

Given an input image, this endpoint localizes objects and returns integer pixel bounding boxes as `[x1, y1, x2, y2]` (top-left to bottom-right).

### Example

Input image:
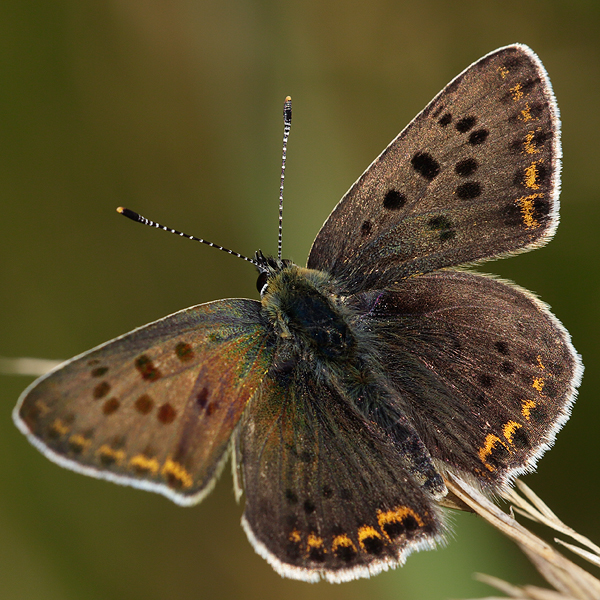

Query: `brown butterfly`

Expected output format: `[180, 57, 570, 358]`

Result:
[15, 44, 581, 582]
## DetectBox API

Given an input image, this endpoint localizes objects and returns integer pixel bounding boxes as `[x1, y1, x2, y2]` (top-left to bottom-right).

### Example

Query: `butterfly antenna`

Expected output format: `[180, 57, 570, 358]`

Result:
[278, 96, 292, 261]
[116, 207, 257, 266]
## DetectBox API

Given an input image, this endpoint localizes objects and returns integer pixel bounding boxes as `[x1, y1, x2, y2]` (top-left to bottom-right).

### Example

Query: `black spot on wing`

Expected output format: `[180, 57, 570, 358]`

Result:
[455, 158, 478, 177]
[469, 129, 489, 145]
[411, 152, 440, 181]
[455, 116, 477, 132]
[438, 113, 452, 126]
[455, 181, 482, 199]
[383, 189, 407, 210]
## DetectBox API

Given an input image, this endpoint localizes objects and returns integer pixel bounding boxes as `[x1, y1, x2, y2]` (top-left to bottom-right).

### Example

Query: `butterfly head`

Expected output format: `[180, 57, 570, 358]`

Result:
[254, 250, 294, 296]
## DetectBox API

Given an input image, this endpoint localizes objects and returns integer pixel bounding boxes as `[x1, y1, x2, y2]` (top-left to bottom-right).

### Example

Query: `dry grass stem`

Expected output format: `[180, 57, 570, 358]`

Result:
[445, 473, 600, 600]
[504, 481, 600, 561]
[0, 356, 63, 377]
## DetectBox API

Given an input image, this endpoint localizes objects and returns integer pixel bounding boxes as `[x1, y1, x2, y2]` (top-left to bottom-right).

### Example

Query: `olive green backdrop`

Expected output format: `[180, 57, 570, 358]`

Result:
[1, 2, 598, 599]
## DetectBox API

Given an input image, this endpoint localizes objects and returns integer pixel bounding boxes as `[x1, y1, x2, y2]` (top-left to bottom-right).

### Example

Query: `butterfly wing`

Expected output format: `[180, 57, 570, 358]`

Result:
[235, 361, 443, 583]
[349, 271, 582, 489]
[14, 299, 273, 505]
[308, 44, 560, 293]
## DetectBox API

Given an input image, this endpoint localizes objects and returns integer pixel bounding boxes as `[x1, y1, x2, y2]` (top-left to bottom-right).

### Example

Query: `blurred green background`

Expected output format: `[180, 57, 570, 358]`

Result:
[1, 2, 598, 599]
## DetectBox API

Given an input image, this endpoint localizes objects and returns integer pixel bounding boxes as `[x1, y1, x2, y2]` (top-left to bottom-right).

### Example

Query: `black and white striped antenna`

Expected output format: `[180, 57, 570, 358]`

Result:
[117, 96, 293, 268]
[116, 207, 257, 266]
[278, 96, 292, 261]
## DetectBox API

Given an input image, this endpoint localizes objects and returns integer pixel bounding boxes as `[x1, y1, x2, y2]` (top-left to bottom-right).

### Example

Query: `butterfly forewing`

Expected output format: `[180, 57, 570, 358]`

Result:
[15, 299, 273, 505]
[236, 361, 443, 583]
[308, 44, 561, 293]
[350, 271, 581, 488]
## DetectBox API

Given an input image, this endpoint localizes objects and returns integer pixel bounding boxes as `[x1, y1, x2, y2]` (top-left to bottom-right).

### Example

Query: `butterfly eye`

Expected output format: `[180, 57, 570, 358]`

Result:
[256, 271, 269, 295]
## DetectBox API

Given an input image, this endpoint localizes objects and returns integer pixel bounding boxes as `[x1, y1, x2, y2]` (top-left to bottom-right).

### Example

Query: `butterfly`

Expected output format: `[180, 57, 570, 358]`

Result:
[14, 44, 582, 583]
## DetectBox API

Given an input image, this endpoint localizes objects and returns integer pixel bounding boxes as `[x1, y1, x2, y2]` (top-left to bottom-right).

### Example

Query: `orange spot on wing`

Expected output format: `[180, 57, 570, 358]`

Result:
[307, 533, 325, 550]
[129, 454, 160, 475]
[161, 458, 193, 489]
[503, 421, 523, 444]
[497, 65, 509, 79]
[532, 377, 545, 392]
[523, 130, 541, 154]
[521, 399, 537, 420]
[479, 434, 509, 472]
[332, 534, 356, 552]
[288, 529, 301, 543]
[510, 83, 524, 101]
[515, 193, 543, 229]
[97, 444, 125, 465]
[68, 434, 92, 452]
[524, 161, 541, 189]
[49, 418, 71, 437]
[519, 103, 533, 122]
[35, 400, 51, 416]
[377, 505, 423, 540]
[357, 525, 383, 551]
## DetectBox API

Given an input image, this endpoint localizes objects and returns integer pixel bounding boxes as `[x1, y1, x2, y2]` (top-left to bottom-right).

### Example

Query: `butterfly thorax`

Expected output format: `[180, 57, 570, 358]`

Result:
[259, 261, 356, 360]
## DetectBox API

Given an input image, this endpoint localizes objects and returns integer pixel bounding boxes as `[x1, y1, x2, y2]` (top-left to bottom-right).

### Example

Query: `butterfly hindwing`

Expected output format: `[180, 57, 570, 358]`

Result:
[308, 44, 560, 293]
[14, 299, 273, 505]
[349, 271, 581, 488]
[235, 360, 443, 582]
